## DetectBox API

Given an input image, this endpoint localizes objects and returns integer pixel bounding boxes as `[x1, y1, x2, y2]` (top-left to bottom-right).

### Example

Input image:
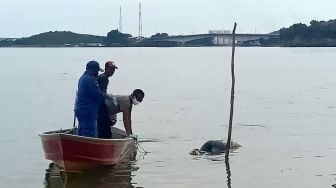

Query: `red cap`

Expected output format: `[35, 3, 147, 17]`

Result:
[105, 61, 118, 69]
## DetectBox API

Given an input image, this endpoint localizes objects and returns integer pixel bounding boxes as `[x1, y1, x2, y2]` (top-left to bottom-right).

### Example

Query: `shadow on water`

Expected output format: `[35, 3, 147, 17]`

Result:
[43, 147, 142, 188]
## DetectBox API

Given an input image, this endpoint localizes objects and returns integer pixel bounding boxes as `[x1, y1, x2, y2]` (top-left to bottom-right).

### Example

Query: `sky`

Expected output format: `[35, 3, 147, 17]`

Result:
[1, 0, 336, 38]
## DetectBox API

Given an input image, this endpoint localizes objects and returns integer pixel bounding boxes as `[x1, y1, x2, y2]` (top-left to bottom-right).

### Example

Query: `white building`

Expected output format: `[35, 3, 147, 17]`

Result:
[208, 30, 231, 34]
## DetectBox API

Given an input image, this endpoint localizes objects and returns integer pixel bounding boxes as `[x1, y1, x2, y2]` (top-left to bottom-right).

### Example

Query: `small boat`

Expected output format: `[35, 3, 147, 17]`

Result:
[39, 127, 134, 172]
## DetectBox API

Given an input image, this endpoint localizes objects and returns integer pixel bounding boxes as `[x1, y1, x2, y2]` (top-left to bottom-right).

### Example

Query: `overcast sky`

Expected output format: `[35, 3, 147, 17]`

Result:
[1, 0, 335, 38]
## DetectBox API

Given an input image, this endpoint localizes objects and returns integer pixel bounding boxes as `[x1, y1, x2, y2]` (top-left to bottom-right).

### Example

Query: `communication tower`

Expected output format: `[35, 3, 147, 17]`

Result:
[138, 2, 143, 38]
[119, 6, 122, 32]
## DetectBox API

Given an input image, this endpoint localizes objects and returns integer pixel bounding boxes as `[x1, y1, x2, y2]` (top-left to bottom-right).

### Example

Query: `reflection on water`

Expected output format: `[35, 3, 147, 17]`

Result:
[44, 161, 138, 188]
[191, 151, 234, 188]
[44, 147, 140, 188]
[225, 157, 232, 188]
[44, 162, 136, 188]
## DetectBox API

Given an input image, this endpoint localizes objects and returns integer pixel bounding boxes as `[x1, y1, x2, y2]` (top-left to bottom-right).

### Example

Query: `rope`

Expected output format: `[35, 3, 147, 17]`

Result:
[136, 141, 149, 154]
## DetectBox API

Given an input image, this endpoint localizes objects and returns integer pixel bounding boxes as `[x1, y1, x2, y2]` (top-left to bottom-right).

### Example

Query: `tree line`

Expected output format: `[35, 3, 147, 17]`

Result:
[2, 19, 336, 47]
[279, 19, 336, 46]
[0, 30, 173, 47]
[0, 31, 105, 47]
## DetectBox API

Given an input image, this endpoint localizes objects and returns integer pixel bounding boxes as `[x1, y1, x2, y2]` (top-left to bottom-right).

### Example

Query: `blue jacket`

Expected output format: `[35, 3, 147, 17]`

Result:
[75, 71, 104, 118]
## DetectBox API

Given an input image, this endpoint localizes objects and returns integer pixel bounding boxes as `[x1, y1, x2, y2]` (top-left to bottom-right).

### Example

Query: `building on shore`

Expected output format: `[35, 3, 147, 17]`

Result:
[208, 30, 231, 34]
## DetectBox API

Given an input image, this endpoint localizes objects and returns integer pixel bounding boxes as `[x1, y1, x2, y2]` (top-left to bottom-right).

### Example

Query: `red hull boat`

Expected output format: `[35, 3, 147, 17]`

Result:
[39, 127, 134, 172]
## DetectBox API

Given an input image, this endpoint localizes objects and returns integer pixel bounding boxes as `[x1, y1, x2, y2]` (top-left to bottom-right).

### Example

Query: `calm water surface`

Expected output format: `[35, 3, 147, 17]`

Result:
[0, 47, 335, 188]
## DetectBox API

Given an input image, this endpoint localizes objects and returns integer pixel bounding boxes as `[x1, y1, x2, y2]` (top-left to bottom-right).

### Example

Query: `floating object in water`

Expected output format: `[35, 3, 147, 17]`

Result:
[190, 140, 241, 155]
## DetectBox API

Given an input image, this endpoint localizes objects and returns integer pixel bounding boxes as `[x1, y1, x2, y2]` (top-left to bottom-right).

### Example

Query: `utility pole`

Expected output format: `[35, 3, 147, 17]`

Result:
[119, 6, 122, 33]
[138, 2, 143, 38]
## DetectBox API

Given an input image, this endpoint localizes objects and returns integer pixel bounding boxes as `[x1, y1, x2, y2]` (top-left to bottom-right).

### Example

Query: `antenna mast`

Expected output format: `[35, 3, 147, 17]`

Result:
[138, 2, 143, 38]
[119, 6, 122, 32]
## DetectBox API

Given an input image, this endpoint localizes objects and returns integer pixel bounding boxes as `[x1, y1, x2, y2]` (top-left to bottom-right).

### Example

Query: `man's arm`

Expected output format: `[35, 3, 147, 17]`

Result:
[87, 77, 104, 102]
[97, 75, 108, 95]
[122, 109, 132, 135]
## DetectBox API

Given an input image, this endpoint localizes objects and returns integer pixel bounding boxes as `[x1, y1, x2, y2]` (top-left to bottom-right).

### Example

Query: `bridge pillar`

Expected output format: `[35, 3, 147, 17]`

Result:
[213, 37, 233, 46]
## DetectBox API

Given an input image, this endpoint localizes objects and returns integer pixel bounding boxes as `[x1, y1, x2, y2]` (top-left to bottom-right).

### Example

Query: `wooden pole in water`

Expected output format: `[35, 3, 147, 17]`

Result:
[225, 23, 237, 158]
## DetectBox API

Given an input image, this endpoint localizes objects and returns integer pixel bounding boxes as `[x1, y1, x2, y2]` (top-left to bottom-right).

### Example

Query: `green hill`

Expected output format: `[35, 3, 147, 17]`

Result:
[10, 31, 105, 46]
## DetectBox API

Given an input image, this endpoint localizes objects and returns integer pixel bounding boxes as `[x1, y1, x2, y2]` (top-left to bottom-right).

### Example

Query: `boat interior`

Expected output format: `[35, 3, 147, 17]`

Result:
[42, 127, 128, 139]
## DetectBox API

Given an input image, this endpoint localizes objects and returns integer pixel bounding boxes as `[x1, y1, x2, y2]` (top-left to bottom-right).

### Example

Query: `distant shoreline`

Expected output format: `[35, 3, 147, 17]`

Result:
[2, 45, 336, 48]
[3, 18, 336, 48]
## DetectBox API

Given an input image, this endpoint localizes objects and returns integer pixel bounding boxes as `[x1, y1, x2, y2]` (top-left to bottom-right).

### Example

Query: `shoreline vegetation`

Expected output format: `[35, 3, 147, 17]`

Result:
[1, 19, 336, 47]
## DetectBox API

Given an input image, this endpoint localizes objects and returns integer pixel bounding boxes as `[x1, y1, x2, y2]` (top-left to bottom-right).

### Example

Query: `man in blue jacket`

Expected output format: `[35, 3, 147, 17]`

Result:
[75, 60, 104, 137]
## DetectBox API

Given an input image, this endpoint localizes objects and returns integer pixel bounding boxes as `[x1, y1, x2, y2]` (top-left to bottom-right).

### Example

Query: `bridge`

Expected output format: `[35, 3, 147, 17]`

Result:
[145, 33, 279, 46]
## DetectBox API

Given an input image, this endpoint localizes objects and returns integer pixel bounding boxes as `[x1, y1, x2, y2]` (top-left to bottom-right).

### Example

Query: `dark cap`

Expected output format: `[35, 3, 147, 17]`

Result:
[132, 89, 145, 101]
[105, 61, 118, 69]
[86, 60, 103, 72]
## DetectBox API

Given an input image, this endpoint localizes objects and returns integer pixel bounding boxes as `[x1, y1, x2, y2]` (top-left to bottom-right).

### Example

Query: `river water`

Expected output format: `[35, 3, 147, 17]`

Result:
[0, 47, 335, 188]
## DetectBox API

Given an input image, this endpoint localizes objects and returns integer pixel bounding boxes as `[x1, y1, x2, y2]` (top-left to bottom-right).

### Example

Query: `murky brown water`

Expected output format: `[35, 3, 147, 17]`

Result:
[0, 47, 335, 188]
